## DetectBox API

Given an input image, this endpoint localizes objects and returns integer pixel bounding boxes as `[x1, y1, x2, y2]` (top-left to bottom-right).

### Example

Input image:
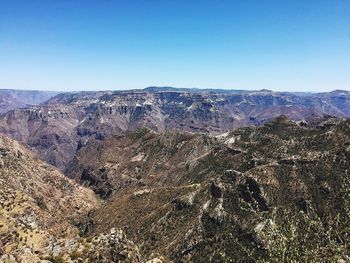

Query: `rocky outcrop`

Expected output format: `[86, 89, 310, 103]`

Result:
[1, 228, 142, 262]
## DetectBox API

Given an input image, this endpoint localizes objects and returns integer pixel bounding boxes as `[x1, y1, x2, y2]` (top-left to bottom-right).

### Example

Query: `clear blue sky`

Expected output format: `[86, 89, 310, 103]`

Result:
[0, 0, 349, 91]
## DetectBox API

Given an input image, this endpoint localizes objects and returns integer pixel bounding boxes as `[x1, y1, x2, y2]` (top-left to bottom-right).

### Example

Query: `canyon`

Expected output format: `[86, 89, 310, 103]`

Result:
[1, 87, 350, 170]
[0, 88, 350, 262]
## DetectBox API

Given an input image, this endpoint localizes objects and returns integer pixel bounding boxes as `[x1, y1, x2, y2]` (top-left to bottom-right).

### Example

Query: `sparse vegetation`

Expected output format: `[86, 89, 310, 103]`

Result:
[1, 117, 350, 262]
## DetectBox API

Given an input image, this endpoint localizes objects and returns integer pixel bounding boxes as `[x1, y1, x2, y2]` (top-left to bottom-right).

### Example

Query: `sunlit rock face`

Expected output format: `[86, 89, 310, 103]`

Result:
[1, 88, 350, 169]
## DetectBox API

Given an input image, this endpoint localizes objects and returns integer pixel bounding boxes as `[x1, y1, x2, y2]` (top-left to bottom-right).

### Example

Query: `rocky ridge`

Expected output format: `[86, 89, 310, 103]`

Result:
[70, 116, 350, 262]
[1, 88, 350, 169]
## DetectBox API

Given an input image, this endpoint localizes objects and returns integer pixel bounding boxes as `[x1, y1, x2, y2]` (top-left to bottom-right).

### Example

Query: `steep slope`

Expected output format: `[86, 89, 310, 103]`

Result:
[65, 129, 215, 198]
[0, 88, 350, 171]
[71, 117, 350, 262]
[0, 135, 101, 261]
[0, 89, 58, 114]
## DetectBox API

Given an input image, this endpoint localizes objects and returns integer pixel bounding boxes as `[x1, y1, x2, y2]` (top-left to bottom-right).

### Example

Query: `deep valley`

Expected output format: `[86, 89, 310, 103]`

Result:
[0, 88, 350, 262]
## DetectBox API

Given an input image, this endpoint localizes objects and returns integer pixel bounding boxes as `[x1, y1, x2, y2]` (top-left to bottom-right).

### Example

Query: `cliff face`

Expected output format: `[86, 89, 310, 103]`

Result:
[70, 117, 350, 262]
[1, 89, 350, 170]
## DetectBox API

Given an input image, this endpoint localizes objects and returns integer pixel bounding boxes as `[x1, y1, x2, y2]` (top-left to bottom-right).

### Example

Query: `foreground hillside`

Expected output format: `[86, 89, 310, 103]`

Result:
[68, 116, 350, 262]
[0, 137, 131, 263]
[1, 88, 350, 169]
[0, 135, 144, 262]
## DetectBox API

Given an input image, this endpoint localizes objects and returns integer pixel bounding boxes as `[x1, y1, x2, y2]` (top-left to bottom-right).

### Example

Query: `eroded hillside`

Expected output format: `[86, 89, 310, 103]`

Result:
[69, 116, 350, 262]
[0, 135, 162, 263]
[65, 129, 216, 198]
[1, 88, 350, 262]
[1, 89, 350, 170]
[0, 135, 113, 262]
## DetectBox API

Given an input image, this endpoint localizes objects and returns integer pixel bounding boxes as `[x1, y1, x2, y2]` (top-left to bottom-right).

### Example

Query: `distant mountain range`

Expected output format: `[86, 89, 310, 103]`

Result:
[0, 89, 59, 114]
[0, 87, 350, 169]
